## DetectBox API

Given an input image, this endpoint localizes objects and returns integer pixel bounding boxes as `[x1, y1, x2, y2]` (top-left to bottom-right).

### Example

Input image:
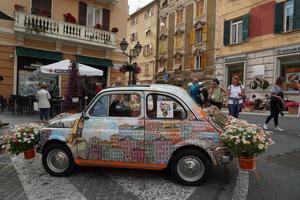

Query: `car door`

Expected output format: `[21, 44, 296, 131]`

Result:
[144, 92, 195, 165]
[79, 91, 145, 163]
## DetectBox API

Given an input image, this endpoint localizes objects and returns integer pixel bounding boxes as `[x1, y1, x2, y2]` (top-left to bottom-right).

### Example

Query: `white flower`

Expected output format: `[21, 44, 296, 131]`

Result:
[23, 138, 27, 142]
[258, 144, 264, 149]
[18, 139, 22, 142]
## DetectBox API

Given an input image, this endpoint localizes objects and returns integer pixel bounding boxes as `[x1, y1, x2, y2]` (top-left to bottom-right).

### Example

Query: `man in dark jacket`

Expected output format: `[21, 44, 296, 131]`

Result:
[0, 75, 9, 128]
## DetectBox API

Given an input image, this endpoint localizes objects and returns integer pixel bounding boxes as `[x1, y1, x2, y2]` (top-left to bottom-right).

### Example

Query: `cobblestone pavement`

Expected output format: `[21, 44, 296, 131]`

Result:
[0, 113, 233, 200]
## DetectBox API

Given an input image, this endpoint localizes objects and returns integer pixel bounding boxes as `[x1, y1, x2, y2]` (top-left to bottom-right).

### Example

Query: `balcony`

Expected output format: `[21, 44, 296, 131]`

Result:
[14, 11, 116, 49]
[96, 0, 118, 5]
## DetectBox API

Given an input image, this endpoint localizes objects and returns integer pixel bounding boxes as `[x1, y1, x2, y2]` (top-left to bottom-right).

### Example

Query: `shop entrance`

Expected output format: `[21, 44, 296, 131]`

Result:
[280, 55, 300, 91]
[226, 62, 244, 86]
[17, 56, 58, 97]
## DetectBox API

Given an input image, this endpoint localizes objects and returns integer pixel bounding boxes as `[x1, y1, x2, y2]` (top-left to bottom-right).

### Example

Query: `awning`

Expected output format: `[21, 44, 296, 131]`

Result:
[16, 47, 63, 61]
[173, 64, 181, 71]
[77, 55, 113, 67]
[35, 59, 103, 77]
[0, 11, 14, 21]
[157, 67, 165, 73]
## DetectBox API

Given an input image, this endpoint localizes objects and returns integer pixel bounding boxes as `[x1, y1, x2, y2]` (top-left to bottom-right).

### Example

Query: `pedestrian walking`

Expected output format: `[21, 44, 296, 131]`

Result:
[263, 77, 284, 132]
[189, 79, 203, 106]
[208, 78, 226, 109]
[227, 76, 245, 118]
[36, 82, 51, 122]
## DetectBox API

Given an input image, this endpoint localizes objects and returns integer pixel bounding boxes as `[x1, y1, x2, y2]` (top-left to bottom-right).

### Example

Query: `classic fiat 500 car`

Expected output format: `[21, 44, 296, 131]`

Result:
[38, 84, 231, 186]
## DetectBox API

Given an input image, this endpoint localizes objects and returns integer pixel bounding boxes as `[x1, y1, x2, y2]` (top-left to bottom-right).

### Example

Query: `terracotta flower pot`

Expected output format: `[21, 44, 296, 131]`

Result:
[238, 156, 256, 171]
[24, 148, 36, 160]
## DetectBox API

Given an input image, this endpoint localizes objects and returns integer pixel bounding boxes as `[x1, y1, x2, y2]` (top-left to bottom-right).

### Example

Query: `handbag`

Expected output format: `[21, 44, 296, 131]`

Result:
[33, 102, 39, 111]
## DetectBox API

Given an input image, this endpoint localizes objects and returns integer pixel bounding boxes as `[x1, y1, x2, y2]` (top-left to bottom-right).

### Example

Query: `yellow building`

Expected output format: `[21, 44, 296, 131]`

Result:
[215, 0, 300, 100]
[156, 0, 216, 86]
[0, 0, 127, 99]
[127, 0, 159, 84]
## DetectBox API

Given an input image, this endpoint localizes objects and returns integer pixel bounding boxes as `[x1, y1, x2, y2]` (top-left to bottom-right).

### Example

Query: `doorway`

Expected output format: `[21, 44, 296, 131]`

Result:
[226, 62, 245, 86]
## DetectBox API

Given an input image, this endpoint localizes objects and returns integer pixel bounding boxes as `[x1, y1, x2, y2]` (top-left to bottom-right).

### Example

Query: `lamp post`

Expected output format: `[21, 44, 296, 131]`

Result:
[119, 38, 142, 85]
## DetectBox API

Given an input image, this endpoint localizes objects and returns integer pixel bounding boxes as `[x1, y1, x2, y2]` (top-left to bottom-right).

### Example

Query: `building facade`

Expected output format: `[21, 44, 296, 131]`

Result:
[156, 0, 216, 87]
[215, 0, 300, 100]
[127, 0, 159, 84]
[0, 0, 127, 99]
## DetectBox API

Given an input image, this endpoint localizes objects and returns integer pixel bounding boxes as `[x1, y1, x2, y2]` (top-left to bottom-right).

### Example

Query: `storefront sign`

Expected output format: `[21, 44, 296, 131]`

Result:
[24, 63, 43, 70]
[277, 45, 300, 55]
[224, 55, 246, 63]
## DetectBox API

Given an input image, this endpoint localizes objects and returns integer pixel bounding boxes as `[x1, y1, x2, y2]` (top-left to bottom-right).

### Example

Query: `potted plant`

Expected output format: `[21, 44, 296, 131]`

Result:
[285, 101, 299, 115]
[111, 27, 119, 33]
[14, 4, 25, 12]
[221, 118, 274, 170]
[63, 13, 77, 24]
[94, 23, 102, 29]
[244, 99, 255, 112]
[5, 124, 40, 160]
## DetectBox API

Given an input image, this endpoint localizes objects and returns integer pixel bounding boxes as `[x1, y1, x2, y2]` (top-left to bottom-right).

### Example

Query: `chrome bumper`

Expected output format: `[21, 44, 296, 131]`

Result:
[215, 146, 233, 165]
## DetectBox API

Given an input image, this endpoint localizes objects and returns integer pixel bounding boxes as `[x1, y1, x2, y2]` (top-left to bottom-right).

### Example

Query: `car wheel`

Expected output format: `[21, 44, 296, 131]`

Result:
[170, 149, 210, 186]
[42, 143, 74, 177]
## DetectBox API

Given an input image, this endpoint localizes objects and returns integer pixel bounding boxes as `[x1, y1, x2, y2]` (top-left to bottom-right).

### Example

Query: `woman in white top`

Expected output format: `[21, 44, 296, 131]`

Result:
[227, 76, 245, 118]
[36, 82, 51, 122]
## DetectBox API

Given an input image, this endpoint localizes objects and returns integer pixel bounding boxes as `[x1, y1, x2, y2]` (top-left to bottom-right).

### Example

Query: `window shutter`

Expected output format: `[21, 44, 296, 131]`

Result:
[190, 56, 195, 69]
[242, 14, 250, 41]
[78, 1, 87, 26]
[103, 9, 110, 31]
[223, 20, 230, 46]
[190, 29, 195, 45]
[274, 2, 284, 34]
[202, 25, 207, 42]
[201, 54, 207, 69]
[294, 0, 300, 30]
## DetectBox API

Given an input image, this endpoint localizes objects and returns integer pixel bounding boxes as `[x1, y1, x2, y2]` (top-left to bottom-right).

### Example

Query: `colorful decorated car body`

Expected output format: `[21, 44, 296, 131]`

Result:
[38, 84, 230, 184]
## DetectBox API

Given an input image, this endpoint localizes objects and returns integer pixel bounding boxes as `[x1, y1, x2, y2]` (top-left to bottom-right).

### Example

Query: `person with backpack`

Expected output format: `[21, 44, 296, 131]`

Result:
[227, 76, 245, 118]
[209, 78, 226, 109]
[263, 77, 285, 132]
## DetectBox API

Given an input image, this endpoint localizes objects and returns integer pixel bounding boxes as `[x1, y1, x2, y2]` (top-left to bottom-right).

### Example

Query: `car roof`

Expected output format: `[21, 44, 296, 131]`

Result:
[103, 84, 187, 94]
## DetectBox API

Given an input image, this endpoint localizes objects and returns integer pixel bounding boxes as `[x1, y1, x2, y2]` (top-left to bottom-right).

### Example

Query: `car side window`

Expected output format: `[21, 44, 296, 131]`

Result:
[89, 95, 109, 117]
[146, 93, 187, 119]
[109, 94, 141, 117]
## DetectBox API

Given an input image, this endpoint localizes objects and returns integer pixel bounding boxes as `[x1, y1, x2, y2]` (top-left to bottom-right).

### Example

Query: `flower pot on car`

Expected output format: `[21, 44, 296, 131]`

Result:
[238, 156, 256, 171]
[24, 148, 36, 160]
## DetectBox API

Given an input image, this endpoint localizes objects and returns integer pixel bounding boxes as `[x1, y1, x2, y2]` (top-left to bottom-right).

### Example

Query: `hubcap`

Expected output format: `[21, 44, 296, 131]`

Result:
[46, 149, 69, 173]
[177, 156, 204, 182]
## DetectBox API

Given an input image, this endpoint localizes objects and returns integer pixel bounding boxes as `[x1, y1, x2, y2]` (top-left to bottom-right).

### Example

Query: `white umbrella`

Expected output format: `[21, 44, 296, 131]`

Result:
[36, 59, 103, 77]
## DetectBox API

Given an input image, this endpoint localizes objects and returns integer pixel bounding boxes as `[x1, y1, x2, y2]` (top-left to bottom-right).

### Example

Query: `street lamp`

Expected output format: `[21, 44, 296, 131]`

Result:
[119, 38, 142, 85]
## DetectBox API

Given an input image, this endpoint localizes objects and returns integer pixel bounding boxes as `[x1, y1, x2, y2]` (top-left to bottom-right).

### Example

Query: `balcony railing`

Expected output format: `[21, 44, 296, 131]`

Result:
[14, 11, 116, 49]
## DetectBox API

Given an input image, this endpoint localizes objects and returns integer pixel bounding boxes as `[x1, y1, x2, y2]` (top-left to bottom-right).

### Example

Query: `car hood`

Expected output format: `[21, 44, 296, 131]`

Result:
[48, 113, 82, 128]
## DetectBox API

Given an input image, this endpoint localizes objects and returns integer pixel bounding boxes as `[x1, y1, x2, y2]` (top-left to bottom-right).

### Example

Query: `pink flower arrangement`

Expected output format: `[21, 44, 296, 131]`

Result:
[94, 23, 102, 29]
[14, 4, 25, 11]
[244, 100, 254, 107]
[285, 101, 299, 108]
[220, 118, 274, 157]
[111, 27, 119, 33]
[63, 13, 76, 24]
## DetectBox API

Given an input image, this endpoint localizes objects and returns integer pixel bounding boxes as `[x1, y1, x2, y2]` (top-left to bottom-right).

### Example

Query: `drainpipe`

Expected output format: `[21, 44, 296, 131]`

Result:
[155, 0, 160, 83]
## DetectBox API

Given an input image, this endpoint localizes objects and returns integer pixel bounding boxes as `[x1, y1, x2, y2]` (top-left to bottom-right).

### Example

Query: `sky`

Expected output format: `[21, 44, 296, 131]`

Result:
[128, 0, 153, 15]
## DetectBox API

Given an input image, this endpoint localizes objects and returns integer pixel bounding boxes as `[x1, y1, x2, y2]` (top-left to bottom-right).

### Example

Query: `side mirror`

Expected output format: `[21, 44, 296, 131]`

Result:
[82, 112, 89, 120]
